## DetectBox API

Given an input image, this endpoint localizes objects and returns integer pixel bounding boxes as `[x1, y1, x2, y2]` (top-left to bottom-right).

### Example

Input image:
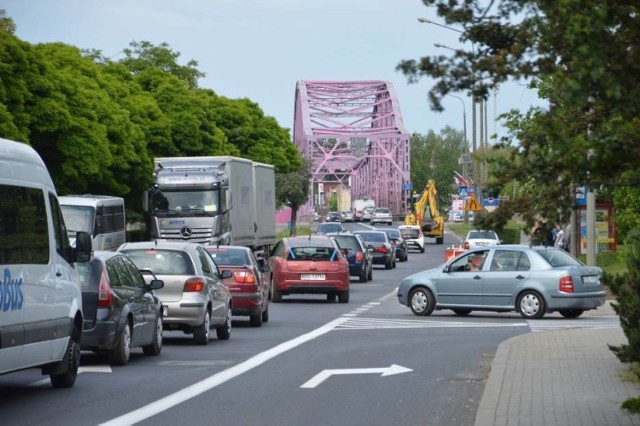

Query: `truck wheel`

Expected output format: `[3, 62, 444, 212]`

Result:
[436, 237, 444, 244]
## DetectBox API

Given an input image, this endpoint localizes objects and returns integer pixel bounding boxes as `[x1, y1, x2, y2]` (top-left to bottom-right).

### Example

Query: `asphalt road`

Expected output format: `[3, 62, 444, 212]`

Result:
[0, 223, 528, 426]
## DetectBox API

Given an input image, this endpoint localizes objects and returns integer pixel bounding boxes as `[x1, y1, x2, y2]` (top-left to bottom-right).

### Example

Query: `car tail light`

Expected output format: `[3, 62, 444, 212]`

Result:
[184, 277, 205, 292]
[355, 252, 364, 262]
[97, 269, 113, 308]
[375, 246, 388, 254]
[559, 276, 574, 293]
[233, 271, 256, 284]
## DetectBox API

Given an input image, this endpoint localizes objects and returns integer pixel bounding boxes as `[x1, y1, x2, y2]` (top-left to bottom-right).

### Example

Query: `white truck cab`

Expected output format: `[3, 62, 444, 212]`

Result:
[0, 138, 92, 387]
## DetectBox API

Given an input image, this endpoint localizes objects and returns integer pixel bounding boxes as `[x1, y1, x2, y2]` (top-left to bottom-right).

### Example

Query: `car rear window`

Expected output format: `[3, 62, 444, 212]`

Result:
[357, 232, 386, 242]
[121, 249, 195, 275]
[400, 228, 420, 238]
[468, 231, 498, 239]
[533, 247, 583, 267]
[318, 223, 343, 233]
[383, 230, 401, 239]
[208, 249, 248, 265]
[287, 246, 338, 261]
[333, 236, 360, 250]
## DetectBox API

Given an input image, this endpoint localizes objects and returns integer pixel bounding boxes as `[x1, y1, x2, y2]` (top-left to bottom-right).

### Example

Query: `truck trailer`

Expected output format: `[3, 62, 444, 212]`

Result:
[143, 156, 276, 258]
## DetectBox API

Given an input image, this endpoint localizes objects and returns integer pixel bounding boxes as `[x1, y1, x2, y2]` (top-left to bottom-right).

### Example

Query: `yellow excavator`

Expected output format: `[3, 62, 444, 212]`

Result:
[405, 179, 444, 244]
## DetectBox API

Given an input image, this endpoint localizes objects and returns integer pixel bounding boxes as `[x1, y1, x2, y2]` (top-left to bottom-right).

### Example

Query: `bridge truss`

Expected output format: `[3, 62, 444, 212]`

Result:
[293, 80, 411, 215]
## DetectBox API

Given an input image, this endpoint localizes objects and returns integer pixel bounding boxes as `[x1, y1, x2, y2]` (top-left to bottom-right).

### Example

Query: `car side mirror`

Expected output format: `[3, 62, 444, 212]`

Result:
[220, 270, 233, 279]
[147, 279, 164, 291]
[74, 231, 92, 263]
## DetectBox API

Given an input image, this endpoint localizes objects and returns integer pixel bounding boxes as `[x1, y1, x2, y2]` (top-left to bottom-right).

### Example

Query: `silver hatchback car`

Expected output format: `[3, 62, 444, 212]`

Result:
[397, 245, 606, 319]
[118, 241, 233, 345]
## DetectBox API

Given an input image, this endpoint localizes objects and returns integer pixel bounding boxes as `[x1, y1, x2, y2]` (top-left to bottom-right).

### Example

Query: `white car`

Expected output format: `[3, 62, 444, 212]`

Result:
[463, 230, 501, 249]
[398, 225, 425, 253]
[371, 207, 393, 226]
[362, 206, 375, 222]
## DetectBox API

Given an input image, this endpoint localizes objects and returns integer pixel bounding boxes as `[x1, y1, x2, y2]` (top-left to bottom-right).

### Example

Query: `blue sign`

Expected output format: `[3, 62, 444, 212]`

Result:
[403, 182, 412, 191]
[576, 185, 587, 206]
[458, 187, 469, 199]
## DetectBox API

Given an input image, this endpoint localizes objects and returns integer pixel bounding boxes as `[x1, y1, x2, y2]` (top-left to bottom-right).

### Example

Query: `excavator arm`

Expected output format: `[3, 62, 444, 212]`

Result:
[404, 179, 444, 244]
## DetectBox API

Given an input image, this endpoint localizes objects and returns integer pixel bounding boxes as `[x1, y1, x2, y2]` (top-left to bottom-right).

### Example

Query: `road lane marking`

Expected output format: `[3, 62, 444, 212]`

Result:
[100, 316, 349, 426]
[28, 365, 112, 387]
[334, 317, 528, 330]
[301, 364, 413, 388]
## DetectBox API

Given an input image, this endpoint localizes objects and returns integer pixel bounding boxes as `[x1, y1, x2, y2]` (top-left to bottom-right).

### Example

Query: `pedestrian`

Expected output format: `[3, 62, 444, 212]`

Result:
[563, 224, 571, 251]
[554, 224, 565, 249]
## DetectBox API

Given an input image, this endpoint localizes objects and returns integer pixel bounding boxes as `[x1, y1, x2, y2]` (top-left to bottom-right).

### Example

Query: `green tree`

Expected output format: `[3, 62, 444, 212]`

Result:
[410, 126, 466, 214]
[275, 159, 312, 235]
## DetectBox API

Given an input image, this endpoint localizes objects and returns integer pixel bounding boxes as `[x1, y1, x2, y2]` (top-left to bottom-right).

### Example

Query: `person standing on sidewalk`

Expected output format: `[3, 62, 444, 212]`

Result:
[554, 224, 565, 249]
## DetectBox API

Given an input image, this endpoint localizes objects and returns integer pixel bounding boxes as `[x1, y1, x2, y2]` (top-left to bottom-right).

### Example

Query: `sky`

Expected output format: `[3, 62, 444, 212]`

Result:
[2, 0, 543, 141]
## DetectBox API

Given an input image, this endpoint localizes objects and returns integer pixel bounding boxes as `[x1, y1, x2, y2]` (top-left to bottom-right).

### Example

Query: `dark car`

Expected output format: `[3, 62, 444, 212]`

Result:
[353, 230, 396, 270]
[206, 245, 271, 327]
[327, 233, 373, 282]
[379, 228, 409, 262]
[119, 241, 233, 345]
[315, 222, 345, 235]
[78, 251, 164, 366]
[327, 211, 342, 222]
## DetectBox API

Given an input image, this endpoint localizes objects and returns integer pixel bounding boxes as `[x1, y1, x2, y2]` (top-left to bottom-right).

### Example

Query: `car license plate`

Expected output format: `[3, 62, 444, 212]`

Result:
[163, 306, 168, 317]
[301, 273, 325, 280]
[582, 275, 598, 284]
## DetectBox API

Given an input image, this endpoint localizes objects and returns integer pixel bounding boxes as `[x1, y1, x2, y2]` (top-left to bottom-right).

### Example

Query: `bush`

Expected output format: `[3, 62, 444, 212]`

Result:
[604, 227, 640, 413]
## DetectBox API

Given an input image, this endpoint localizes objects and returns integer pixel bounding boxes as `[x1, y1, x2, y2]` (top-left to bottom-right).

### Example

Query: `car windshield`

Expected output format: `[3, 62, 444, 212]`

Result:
[468, 231, 498, 239]
[534, 247, 583, 267]
[375, 208, 390, 214]
[357, 232, 386, 242]
[208, 248, 249, 266]
[121, 249, 195, 275]
[400, 228, 420, 238]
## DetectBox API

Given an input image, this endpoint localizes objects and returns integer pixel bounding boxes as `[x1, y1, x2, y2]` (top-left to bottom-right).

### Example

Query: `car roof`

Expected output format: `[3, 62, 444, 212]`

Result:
[205, 245, 251, 253]
[118, 241, 200, 251]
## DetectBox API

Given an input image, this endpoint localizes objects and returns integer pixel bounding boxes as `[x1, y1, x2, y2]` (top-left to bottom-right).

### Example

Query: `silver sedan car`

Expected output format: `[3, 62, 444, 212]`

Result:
[397, 245, 606, 319]
[118, 241, 233, 345]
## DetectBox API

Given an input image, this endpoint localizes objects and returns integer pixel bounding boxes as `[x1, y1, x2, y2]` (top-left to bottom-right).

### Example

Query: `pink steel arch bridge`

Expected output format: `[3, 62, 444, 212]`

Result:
[293, 80, 411, 215]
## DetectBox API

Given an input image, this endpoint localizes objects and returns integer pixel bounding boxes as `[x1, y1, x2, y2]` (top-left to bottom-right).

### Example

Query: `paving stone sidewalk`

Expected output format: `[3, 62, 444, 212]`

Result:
[475, 302, 640, 425]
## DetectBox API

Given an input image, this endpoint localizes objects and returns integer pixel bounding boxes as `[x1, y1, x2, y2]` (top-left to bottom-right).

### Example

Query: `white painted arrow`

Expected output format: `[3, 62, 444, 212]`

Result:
[300, 364, 413, 389]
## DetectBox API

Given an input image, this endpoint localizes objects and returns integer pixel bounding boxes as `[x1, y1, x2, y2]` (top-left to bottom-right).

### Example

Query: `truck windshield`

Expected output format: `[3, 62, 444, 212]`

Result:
[152, 189, 219, 216]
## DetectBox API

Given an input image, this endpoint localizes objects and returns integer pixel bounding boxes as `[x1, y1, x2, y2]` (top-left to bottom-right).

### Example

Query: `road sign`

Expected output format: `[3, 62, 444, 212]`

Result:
[458, 187, 468, 199]
[465, 193, 482, 211]
[403, 182, 412, 191]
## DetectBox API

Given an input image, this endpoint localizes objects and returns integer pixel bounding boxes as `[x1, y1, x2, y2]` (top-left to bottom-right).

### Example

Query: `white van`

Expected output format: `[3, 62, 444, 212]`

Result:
[0, 138, 92, 388]
[59, 195, 126, 251]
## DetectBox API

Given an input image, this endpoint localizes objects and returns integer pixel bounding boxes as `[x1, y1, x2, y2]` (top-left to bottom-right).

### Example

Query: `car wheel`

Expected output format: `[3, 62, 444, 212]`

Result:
[261, 301, 269, 323]
[338, 289, 350, 303]
[109, 321, 132, 365]
[409, 287, 435, 316]
[452, 309, 472, 316]
[359, 267, 367, 282]
[250, 310, 263, 327]
[392, 258, 397, 268]
[193, 310, 210, 345]
[385, 257, 393, 270]
[50, 325, 81, 388]
[517, 290, 546, 319]
[142, 314, 163, 356]
[559, 309, 584, 319]
[272, 285, 283, 303]
[420, 246, 425, 253]
[327, 293, 337, 301]
[367, 264, 373, 281]
[216, 307, 232, 340]
[436, 237, 444, 245]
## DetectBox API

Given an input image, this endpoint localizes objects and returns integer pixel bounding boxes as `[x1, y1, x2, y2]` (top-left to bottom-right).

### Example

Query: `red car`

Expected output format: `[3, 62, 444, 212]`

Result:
[269, 236, 350, 303]
[206, 246, 271, 327]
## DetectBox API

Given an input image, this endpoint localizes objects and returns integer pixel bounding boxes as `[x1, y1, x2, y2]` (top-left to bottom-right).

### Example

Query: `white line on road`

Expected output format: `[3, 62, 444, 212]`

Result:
[100, 316, 349, 426]
[28, 365, 112, 387]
